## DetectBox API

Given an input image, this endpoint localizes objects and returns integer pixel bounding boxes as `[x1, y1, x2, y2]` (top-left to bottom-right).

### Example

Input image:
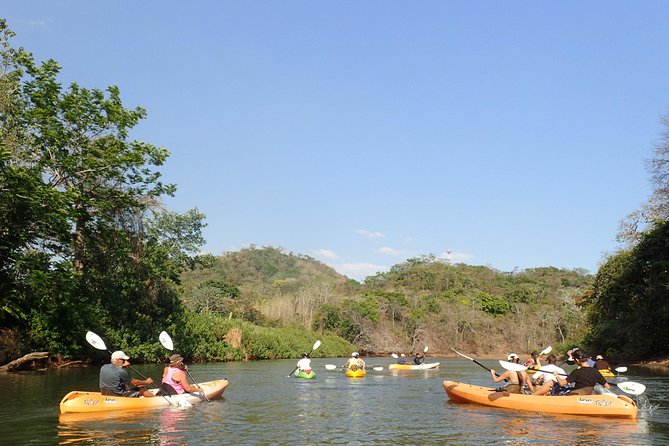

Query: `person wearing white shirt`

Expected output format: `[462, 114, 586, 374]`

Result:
[296, 353, 312, 373]
[532, 354, 567, 396]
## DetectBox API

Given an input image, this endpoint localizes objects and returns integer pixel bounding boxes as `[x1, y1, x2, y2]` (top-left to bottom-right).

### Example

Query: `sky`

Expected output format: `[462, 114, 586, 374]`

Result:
[4, 2, 669, 281]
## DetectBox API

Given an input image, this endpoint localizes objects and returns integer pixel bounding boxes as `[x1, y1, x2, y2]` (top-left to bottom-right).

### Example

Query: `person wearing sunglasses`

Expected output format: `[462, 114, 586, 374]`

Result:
[99, 350, 155, 397]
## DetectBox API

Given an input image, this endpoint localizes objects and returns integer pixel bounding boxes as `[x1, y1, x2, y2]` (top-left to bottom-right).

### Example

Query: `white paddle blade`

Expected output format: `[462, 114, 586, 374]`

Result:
[325, 364, 337, 370]
[424, 346, 429, 353]
[85, 331, 108, 351]
[159, 331, 174, 350]
[372, 366, 383, 371]
[615, 367, 627, 373]
[312, 340, 321, 351]
[617, 382, 646, 396]
[391, 353, 399, 359]
[499, 360, 527, 372]
[539, 346, 552, 355]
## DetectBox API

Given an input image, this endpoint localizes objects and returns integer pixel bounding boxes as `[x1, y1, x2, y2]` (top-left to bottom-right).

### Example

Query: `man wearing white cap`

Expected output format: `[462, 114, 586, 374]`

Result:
[100, 350, 155, 397]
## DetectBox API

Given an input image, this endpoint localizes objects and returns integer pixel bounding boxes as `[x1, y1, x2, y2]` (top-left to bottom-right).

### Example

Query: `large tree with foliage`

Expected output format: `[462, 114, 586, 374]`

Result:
[0, 20, 206, 358]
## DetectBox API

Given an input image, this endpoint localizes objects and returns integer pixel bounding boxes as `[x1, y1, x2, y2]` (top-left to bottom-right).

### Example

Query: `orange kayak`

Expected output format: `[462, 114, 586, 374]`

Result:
[443, 380, 637, 418]
[59, 379, 228, 413]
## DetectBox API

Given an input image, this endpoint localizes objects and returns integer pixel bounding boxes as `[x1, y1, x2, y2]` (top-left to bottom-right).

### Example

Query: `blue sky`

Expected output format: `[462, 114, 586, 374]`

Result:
[5, 2, 669, 281]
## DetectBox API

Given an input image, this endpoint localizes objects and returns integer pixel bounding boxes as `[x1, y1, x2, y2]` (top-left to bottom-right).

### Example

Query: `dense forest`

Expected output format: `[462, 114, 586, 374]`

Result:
[1, 20, 668, 368]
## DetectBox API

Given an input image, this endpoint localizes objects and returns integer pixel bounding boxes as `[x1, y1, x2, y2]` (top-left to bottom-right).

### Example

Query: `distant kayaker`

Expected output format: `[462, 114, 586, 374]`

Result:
[523, 351, 540, 368]
[413, 352, 425, 365]
[99, 350, 155, 397]
[532, 354, 567, 396]
[489, 353, 535, 394]
[594, 355, 612, 372]
[160, 353, 203, 395]
[344, 352, 365, 370]
[397, 354, 407, 364]
[553, 349, 610, 395]
[296, 352, 312, 374]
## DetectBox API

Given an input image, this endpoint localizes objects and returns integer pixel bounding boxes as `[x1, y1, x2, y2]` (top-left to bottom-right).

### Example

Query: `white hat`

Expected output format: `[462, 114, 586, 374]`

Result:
[111, 350, 130, 361]
[596, 355, 603, 360]
[507, 353, 519, 361]
[400, 354, 405, 357]
[351, 352, 359, 357]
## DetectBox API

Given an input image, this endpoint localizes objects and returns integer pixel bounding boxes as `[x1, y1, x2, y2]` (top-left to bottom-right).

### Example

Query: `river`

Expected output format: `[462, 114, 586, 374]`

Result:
[1, 357, 668, 445]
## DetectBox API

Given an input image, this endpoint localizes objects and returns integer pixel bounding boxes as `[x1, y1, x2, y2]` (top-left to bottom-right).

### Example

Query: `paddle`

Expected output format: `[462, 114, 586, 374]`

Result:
[498, 360, 646, 395]
[539, 346, 552, 356]
[452, 347, 501, 378]
[288, 339, 321, 377]
[86, 331, 170, 404]
[86, 331, 152, 381]
[158, 331, 209, 401]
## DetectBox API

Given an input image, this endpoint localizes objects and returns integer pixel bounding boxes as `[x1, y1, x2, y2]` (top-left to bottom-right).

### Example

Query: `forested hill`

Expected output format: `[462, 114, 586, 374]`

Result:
[180, 247, 593, 356]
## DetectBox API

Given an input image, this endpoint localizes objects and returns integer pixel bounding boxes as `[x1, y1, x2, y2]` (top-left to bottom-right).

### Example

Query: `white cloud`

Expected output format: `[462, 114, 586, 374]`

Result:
[377, 246, 402, 256]
[354, 229, 385, 239]
[314, 249, 338, 260]
[337, 262, 389, 280]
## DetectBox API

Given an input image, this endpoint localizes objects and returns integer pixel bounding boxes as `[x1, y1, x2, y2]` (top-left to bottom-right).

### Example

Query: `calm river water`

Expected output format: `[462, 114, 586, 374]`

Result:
[1, 357, 668, 445]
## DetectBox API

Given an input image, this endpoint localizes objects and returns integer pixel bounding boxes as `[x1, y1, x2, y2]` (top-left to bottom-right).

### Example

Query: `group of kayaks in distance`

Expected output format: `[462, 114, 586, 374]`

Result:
[59, 336, 647, 420]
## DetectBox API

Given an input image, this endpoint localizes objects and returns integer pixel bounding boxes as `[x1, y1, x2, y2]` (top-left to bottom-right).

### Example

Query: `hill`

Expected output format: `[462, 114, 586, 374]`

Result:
[180, 247, 593, 357]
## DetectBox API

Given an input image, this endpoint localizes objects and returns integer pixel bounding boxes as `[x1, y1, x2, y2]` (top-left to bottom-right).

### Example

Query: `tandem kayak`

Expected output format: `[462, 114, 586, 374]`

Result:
[389, 362, 440, 370]
[345, 368, 367, 378]
[60, 379, 229, 414]
[295, 370, 316, 379]
[443, 380, 637, 418]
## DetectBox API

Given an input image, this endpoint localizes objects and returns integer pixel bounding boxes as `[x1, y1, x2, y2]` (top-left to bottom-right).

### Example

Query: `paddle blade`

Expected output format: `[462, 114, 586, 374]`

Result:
[451, 347, 474, 361]
[499, 360, 527, 372]
[325, 364, 337, 370]
[85, 331, 107, 351]
[424, 346, 429, 353]
[391, 353, 399, 359]
[312, 340, 321, 351]
[615, 366, 627, 373]
[539, 346, 552, 355]
[617, 382, 646, 396]
[372, 366, 383, 371]
[159, 331, 174, 350]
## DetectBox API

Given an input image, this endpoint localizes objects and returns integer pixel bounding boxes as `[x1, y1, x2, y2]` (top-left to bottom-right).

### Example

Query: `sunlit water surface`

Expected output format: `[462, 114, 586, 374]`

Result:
[1, 358, 668, 445]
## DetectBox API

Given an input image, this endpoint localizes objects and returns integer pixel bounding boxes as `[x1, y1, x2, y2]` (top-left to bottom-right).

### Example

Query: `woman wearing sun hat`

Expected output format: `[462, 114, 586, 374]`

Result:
[160, 353, 202, 395]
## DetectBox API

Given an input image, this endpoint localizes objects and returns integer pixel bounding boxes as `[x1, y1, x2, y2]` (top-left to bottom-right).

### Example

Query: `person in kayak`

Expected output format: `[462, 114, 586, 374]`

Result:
[531, 354, 567, 396]
[160, 353, 203, 395]
[296, 352, 312, 374]
[523, 351, 541, 368]
[594, 355, 612, 372]
[397, 354, 407, 364]
[552, 349, 610, 395]
[344, 352, 365, 371]
[413, 352, 425, 365]
[99, 350, 155, 397]
[489, 353, 535, 394]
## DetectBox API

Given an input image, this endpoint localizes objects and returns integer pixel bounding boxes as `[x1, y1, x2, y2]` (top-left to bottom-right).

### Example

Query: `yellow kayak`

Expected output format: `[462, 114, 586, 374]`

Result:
[59, 379, 228, 413]
[389, 362, 440, 370]
[345, 368, 367, 378]
[443, 380, 637, 418]
[527, 366, 615, 378]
